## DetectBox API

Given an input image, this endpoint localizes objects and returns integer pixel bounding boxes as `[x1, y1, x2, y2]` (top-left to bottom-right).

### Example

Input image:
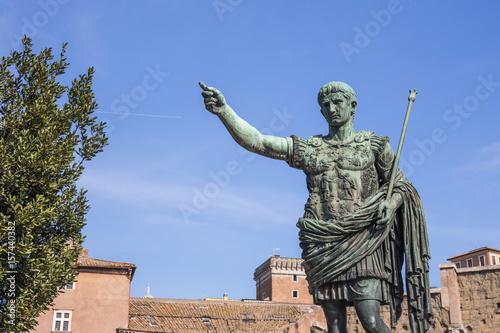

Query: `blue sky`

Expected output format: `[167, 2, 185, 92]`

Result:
[1, 1, 500, 300]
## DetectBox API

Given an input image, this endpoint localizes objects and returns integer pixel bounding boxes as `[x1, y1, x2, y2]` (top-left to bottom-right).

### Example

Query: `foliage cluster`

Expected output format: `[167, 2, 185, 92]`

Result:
[0, 38, 107, 331]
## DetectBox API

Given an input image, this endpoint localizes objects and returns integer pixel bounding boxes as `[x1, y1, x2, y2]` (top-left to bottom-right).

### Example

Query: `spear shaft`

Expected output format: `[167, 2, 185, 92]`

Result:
[386, 90, 417, 200]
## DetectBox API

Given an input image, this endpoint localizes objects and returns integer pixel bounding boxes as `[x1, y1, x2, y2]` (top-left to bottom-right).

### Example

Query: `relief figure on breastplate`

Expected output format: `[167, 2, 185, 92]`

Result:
[361, 165, 378, 201]
[305, 175, 321, 219]
[319, 171, 336, 203]
[338, 171, 356, 201]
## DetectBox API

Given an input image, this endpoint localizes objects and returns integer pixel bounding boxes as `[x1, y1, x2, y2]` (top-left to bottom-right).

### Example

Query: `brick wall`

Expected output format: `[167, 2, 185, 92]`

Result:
[284, 266, 500, 332]
[256, 273, 272, 300]
[320, 266, 500, 332]
[284, 290, 450, 333]
[254, 255, 311, 304]
[258, 257, 500, 332]
[457, 266, 500, 332]
[340, 289, 450, 333]
[271, 274, 313, 304]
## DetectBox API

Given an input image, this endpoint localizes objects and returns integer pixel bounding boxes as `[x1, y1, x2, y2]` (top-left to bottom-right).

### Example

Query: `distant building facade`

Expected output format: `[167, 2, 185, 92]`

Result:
[251, 252, 500, 332]
[119, 297, 325, 333]
[30, 248, 136, 333]
[254, 255, 313, 304]
[30, 247, 500, 332]
[116, 256, 500, 332]
[447, 246, 500, 269]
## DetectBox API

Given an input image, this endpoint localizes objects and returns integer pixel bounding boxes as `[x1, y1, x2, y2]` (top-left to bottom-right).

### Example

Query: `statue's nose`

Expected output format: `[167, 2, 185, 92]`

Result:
[326, 103, 336, 113]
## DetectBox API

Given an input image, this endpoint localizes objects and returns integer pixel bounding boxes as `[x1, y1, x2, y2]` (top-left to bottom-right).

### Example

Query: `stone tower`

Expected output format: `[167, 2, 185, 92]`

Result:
[253, 255, 313, 304]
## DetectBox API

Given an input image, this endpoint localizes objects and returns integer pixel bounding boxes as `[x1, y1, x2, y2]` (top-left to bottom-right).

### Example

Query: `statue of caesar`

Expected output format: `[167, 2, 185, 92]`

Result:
[200, 81, 432, 333]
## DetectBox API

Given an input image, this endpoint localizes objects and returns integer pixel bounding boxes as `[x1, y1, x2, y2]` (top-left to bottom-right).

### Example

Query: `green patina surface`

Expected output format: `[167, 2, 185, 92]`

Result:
[200, 80, 432, 333]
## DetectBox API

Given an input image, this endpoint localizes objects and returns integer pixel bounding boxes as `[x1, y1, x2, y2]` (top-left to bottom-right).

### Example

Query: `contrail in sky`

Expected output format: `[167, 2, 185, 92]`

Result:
[96, 111, 181, 119]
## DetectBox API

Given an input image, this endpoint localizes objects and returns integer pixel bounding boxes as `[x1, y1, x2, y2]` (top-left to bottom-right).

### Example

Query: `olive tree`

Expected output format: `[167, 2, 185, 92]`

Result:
[0, 37, 108, 331]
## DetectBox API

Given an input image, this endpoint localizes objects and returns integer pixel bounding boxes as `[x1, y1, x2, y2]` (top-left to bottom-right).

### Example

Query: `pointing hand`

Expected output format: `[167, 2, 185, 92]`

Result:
[199, 81, 227, 115]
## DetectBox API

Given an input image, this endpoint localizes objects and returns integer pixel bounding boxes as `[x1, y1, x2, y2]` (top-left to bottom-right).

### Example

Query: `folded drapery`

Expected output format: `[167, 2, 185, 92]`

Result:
[297, 181, 432, 332]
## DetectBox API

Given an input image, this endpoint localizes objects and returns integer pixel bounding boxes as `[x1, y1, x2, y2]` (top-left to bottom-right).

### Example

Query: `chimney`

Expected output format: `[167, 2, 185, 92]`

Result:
[223, 293, 228, 301]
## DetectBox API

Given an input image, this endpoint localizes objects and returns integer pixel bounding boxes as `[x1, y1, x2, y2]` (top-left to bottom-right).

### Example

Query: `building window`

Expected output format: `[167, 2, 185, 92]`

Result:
[292, 290, 298, 299]
[492, 255, 497, 265]
[479, 256, 485, 266]
[60, 282, 75, 290]
[455, 262, 461, 268]
[467, 259, 473, 267]
[64, 282, 75, 290]
[292, 274, 298, 282]
[53, 310, 72, 331]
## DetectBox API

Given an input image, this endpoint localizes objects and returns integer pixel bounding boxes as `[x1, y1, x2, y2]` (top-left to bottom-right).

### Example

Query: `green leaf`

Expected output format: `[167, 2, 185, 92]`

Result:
[0, 37, 108, 331]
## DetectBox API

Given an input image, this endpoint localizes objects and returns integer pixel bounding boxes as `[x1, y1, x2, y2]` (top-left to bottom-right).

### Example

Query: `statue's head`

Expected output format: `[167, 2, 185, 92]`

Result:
[317, 81, 357, 126]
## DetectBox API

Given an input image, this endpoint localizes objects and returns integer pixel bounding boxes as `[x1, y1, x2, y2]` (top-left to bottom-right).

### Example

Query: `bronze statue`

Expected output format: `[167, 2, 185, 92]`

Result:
[200, 81, 432, 333]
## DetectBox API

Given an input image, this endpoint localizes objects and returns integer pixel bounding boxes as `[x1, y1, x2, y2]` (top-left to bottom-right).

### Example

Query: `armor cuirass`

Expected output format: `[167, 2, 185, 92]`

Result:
[302, 132, 379, 222]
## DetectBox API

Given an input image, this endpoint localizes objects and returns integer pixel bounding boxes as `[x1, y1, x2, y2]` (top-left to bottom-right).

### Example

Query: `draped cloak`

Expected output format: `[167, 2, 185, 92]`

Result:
[297, 181, 432, 332]
[288, 132, 433, 332]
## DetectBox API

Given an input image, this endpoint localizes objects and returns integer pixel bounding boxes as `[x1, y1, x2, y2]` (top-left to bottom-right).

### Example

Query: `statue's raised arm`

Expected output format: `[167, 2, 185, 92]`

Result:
[199, 81, 289, 161]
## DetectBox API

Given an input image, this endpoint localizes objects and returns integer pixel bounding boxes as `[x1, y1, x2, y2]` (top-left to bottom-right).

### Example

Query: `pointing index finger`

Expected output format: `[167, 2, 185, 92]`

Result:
[199, 81, 212, 91]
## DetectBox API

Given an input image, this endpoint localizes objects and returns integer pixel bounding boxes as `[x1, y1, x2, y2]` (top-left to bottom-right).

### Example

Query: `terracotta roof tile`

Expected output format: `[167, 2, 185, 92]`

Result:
[126, 298, 320, 332]
[77, 255, 136, 269]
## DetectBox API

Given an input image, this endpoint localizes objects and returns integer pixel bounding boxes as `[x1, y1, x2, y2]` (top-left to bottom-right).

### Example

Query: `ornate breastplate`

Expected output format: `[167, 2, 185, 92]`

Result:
[302, 131, 379, 221]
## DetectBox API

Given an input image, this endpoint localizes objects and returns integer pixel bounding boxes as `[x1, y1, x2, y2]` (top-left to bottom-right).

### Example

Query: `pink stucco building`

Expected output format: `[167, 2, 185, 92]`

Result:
[30, 248, 136, 333]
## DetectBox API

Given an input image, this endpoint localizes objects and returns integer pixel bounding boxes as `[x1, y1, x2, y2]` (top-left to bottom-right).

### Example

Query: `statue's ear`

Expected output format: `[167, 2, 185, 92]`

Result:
[350, 101, 357, 116]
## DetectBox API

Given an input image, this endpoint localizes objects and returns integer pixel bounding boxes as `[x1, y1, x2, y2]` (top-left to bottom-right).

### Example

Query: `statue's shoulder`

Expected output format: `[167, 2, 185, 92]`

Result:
[306, 134, 324, 147]
[305, 132, 377, 147]
[354, 130, 374, 143]
[369, 133, 391, 157]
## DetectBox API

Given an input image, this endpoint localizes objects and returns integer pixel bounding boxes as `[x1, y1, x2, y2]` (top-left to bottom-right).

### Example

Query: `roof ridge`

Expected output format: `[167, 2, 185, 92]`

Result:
[78, 255, 136, 267]
[130, 297, 320, 307]
[447, 246, 500, 260]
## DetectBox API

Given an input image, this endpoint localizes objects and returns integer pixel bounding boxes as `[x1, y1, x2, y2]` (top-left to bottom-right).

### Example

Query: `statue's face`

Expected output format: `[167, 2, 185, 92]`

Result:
[320, 92, 353, 127]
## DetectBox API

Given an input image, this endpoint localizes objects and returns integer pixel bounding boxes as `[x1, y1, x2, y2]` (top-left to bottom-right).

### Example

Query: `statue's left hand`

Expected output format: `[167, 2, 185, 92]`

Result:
[376, 193, 402, 228]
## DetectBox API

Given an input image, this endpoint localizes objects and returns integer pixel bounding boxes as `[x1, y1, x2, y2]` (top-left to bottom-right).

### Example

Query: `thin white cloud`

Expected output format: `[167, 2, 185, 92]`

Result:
[80, 168, 194, 207]
[69, 10, 109, 60]
[96, 111, 181, 119]
[477, 142, 500, 154]
[203, 188, 303, 226]
[468, 156, 500, 171]
[453, 141, 500, 173]
[428, 223, 500, 243]
[80, 167, 303, 228]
